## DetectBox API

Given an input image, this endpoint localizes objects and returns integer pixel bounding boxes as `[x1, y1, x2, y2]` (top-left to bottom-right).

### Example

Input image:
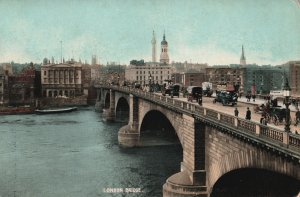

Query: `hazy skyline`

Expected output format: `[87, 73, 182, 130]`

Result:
[0, 0, 299, 65]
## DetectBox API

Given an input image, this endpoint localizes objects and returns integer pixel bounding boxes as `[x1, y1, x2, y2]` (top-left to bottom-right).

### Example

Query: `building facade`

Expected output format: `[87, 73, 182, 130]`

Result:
[41, 61, 82, 98]
[183, 72, 206, 87]
[125, 62, 173, 85]
[283, 61, 300, 96]
[243, 65, 284, 95]
[205, 66, 245, 93]
[7, 65, 38, 105]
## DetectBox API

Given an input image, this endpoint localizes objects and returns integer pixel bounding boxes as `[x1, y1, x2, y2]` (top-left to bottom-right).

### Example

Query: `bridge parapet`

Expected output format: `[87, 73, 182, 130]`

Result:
[96, 84, 300, 159]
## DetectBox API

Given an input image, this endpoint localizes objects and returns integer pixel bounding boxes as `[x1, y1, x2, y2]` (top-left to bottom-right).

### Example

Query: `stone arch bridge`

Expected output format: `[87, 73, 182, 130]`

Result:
[95, 85, 300, 197]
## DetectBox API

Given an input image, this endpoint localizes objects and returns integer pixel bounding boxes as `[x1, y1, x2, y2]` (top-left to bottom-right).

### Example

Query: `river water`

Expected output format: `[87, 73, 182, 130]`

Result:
[0, 107, 299, 197]
[0, 107, 182, 197]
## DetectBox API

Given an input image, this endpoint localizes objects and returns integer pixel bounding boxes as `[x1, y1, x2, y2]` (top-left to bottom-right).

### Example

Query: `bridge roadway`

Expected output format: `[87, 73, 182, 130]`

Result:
[157, 93, 300, 134]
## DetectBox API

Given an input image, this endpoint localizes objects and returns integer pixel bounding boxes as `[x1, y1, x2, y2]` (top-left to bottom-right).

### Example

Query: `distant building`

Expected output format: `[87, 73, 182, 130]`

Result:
[243, 64, 284, 95]
[183, 72, 206, 87]
[99, 62, 126, 85]
[125, 31, 173, 85]
[7, 64, 38, 105]
[205, 65, 245, 93]
[1, 63, 13, 75]
[171, 73, 183, 85]
[91, 55, 99, 65]
[282, 61, 300, 96]
[41, 61, 82, 98]
[126, 61, 173, 85]
[171, 61, 208, 73]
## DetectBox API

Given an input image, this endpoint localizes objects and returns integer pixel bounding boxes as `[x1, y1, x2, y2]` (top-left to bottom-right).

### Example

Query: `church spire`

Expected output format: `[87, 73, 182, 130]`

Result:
[240, 45, 246, 66]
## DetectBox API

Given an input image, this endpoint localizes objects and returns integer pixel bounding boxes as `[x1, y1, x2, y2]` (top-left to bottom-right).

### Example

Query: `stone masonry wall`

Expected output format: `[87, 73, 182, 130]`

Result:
[40, 96, 87, 108]
[205, 126, 300, 193]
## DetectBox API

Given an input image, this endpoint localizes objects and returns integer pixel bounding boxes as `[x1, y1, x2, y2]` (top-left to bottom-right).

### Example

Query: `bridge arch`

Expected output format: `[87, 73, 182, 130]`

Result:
[208, 145, 300, 194]
[115, 97, 129, 122]
[211, 168, 300, 196]
[139, 109, 183, 146]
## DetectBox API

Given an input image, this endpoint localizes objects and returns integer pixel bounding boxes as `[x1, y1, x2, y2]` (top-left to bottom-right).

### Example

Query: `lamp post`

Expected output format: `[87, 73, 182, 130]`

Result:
[283, 77, 291, 133]
[149, 74, 152, 92]
[117, 74, 120, 86]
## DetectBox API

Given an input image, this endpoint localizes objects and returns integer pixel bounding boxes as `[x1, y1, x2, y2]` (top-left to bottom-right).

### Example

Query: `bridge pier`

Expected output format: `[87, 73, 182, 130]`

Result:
[95, 100, 105, 112]
[118, 94, 140, 147]
[163, 120, 208, 197]
[95, 88, 105, 112]
[103, 89, 115, 121]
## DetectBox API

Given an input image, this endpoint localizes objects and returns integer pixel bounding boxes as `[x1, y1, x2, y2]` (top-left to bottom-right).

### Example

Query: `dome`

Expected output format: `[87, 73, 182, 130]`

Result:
[161, 33, 168, 45]
[161, 40, 168, 45]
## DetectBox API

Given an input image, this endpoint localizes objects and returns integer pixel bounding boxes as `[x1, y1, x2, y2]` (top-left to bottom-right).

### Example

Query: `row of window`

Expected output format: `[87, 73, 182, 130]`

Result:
[136, 71, 170, 74]
[43, 70, 79, 76]
[136, 75, 170, 80]
[133, 67, 171, 69]
[43, 79, 80, 83]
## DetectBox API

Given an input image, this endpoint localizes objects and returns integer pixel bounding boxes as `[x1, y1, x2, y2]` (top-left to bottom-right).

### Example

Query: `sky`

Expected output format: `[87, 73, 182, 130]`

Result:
[0, 0, 300, 65]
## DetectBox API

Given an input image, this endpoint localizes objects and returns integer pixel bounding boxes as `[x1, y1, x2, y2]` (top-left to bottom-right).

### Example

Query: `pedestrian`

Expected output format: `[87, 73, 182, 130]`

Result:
[260, 115, 264, 124]
[260, 115, 267, 125]
[246, 107, 251, 120]
[252, 94, 256, 102]
[262, 118, 267, 125]
[234, 107, 239, 117]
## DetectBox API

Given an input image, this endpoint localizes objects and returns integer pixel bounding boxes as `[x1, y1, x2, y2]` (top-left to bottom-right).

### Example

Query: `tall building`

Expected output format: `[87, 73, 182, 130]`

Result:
[240, 45, 246, 66]
[160, 32, 169, 64]
[151, 31, 156, 62]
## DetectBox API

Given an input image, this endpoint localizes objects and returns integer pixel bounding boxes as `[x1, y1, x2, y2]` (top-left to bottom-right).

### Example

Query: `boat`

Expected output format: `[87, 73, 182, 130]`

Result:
[35, 107, 78, 114]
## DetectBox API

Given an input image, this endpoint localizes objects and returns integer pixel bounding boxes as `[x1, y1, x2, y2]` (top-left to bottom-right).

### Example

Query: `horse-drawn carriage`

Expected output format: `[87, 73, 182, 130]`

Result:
[254, 103, 289, 125]
[186, 86, 203, 105]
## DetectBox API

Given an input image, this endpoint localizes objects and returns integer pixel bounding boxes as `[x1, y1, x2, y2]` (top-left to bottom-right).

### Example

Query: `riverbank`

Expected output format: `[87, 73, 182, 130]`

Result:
[0, 106, 35, 115]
